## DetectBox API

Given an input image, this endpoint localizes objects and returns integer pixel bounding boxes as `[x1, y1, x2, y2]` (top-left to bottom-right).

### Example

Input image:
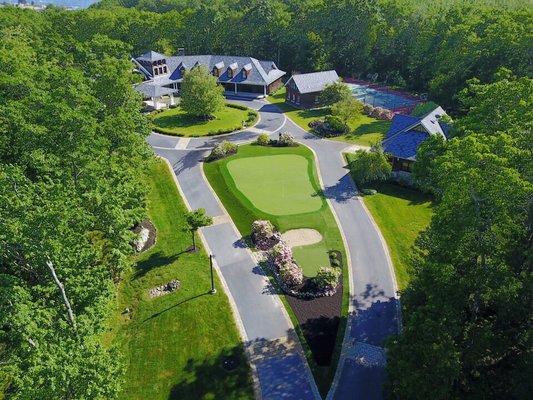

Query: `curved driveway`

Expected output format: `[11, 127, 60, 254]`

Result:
[147, 97, 400, 400]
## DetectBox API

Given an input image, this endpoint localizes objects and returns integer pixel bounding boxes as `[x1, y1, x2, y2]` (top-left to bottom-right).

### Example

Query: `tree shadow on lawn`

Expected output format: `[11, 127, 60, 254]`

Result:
[167, 345, 253, 400]
[143, 293, 209, 323]
[316, 173, 358, 203]
[133, 251, 182, 280]
[155, 114, 211, 130]
[362, 182, 433, 206]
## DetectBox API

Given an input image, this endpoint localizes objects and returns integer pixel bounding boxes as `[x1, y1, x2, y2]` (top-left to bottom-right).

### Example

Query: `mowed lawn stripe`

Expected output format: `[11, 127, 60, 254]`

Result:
[226, 155, 322, 215]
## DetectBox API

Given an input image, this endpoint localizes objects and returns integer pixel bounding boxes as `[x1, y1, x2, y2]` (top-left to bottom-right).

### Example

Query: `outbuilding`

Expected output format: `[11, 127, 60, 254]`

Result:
[284, 70, 339, 108]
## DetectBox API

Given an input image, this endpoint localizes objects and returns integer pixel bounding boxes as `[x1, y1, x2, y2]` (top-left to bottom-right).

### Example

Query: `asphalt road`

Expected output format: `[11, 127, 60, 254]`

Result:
[148, 97, 400, 400]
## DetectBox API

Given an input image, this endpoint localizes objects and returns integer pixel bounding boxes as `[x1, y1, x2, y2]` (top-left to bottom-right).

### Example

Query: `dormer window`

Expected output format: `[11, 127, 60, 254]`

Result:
[227, 63, 238, 78]
[212, 67, 219, 77]
[242, 63, 252, 79]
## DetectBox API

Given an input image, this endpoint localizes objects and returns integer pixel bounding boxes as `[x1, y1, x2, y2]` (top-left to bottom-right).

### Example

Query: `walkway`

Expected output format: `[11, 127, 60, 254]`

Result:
[147, 98, 400, 400]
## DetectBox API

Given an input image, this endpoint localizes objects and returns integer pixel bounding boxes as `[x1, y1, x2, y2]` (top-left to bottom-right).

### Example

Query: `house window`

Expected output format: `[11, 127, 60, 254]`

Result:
[296, 95, 300, 104]
[315, 95, 319, 103]
[242, 70, 247, 79]
[292, 93, 295, 101]
[400, 161, 413, 172]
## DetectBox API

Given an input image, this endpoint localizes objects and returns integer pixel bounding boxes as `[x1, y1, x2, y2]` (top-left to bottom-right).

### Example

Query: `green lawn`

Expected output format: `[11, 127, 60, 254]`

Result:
[152, 103, 254, 137]
[267, 88, 390, 146]
[105, 159, 253, 400]
[226, 155, 322, 215]
[345, 153, 434, 289]
[204, 144, 348, 393]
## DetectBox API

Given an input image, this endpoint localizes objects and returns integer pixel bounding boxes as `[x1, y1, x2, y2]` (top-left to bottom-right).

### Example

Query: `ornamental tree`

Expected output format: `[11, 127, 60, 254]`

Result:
[184, 208, 213, 250]
[180, 65, 225, 119]
[319, 82, 351, 106]
[331, 97, 363, 125]
[315, 266, 341, 290]
[278, 262, 304, 287]
[349, 145, 392, 186]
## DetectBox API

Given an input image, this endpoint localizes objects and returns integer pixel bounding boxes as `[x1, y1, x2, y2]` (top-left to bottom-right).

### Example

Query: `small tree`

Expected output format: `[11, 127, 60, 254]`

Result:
[180, 65, 225, 119]
[331, 97, 363, 125]
[184, 208, 213, 251]
[349, 145, 392, 186]
[319, 82, 352, 106]
[256, 133, 270, 146]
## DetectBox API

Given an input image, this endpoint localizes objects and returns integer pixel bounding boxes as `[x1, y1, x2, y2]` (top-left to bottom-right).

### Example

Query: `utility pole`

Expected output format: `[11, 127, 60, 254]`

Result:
[209, 254, 217, 294]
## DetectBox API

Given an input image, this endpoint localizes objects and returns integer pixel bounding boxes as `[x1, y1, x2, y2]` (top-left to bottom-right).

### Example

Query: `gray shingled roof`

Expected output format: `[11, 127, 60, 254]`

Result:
[137, 51, 166, 62]
[135, 81, 177, 98]
[286, 70, 339, 94]
[133, 53, 285, 86]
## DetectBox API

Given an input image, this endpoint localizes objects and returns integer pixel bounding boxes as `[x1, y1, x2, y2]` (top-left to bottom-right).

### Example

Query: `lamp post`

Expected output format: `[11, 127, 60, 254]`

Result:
[209, 254, 217, 294]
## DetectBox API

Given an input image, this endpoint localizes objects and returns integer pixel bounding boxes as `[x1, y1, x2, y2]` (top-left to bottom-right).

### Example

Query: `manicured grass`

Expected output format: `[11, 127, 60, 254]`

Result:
[226, 155, 322, 215]
[204, 144, 348, 395]
[345, 153, 434, 289]
[267, 88, 390, 146]
[204, 144, 344, 278]
[292, 242, 331, 277]
[105, 159, 253, 400]
[152, 103, 254, 137]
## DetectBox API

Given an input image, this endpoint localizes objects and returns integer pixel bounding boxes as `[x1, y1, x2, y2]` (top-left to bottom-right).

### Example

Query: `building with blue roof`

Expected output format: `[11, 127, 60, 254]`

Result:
[382, 106, 450, 172]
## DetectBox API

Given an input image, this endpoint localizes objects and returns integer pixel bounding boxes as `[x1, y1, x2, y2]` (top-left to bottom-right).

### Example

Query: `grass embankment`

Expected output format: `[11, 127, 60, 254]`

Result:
[204, 144, 349, 394]
[267, 88, 390, 146]
[105, 159, 253, 400]
[346, 153, 434, 289]
[152, 103, 257, 137]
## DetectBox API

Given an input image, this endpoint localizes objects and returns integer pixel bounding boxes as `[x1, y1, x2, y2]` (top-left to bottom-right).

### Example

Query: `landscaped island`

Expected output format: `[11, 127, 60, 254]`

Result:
[204, 143, 348, 393]
[151, 103, 258, 137]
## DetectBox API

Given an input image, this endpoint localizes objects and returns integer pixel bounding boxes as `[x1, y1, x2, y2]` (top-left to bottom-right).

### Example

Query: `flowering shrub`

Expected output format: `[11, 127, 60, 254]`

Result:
[251, 220, 280, 250]
[362, 104, 374, 116]
[256, 133, 270, 146]
[278, 132, 295, 146]
[278, 262, 304, 287]
[270, 242, 293, 269]
[370, 107, 385, 119]
[315, 267, 341, 290]
[208, 140, 238, 160]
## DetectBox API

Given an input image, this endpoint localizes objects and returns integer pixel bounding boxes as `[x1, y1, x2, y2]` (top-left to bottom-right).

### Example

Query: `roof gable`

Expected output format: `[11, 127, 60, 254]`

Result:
[286, 70, 339, 94]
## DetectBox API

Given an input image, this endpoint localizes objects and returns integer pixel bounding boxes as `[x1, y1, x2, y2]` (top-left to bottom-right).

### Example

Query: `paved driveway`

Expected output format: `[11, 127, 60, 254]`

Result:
[147, 98, 400, 400]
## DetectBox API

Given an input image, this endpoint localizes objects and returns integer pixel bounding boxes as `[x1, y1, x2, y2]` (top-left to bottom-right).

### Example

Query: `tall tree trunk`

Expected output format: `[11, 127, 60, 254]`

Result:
[46, 258, 76, 329]
[191, 230, 196, 249]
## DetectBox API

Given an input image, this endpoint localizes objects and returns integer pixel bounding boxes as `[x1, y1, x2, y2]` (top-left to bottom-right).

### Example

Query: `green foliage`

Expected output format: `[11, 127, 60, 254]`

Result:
[410, 101, 440, 117]
[412, 135, 448, 193]
[386, 77, 533, 398]
[315, 267, 341, 290]
[208, 140, 238, 160]
[331, 97, 363, 125]
[0, 19, 151, 398]
[319, 82, 351, 106]
[348, 147, 392, 186]
[180, 65, 225, 118]
[256, 133, 270, 146]
[324, 115, 349, 134]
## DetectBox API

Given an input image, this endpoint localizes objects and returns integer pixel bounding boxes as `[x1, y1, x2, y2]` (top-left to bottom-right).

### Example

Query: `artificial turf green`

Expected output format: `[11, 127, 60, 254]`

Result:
[291, 241, 331, 277]
[226, 155, 322, 215]
[105, 159, 253, 400]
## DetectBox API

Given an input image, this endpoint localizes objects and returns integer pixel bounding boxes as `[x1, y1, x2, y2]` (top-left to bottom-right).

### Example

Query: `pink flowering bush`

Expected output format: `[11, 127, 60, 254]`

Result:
[278, 262, 304, 287]
[362, 104, 374, 116]
[270, 242, 293, 269]
[251, 220, 280, 250]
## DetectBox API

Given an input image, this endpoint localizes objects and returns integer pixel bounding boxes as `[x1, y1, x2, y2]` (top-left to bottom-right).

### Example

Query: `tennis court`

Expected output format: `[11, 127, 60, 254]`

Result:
[346, 80, 420, 112]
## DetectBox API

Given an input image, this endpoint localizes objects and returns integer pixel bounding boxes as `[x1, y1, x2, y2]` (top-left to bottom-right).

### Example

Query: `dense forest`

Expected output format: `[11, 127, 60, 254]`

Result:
[0, 0, 532, 399]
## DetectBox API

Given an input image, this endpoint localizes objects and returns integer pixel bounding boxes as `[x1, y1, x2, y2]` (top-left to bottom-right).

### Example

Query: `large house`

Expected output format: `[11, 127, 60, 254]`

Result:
[284, 70, 339, 108]
[132, 51, 285, 106]
[382, 106, 450, 173]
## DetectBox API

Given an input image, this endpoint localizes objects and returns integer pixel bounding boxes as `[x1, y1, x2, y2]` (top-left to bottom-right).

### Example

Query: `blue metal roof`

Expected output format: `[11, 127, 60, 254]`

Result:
[382, 130, 430, 160]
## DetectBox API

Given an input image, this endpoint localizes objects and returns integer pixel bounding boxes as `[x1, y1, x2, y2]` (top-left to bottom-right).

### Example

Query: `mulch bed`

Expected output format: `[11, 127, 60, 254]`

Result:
[132, 219, 157, 253]
[285, 251, 343, 366]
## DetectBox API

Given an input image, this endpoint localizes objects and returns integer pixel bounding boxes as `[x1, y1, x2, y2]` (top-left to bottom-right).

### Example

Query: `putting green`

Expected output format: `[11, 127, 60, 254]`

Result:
[292, 241, 332, 277]
[226, 155, 322, 216]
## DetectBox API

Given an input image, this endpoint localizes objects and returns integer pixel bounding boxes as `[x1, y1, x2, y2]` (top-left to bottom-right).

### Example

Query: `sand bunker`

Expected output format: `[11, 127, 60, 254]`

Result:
[281, 229, 323, 247]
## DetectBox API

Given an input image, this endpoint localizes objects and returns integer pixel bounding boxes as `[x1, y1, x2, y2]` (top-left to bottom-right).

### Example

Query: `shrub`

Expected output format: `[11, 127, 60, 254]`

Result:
[315, 267, 341, 291]
[256, 133, 270, 146]
[251, 220, 280, 250]
[278, 132, 295, 146]
[331, 259, 341, 267]
[244, 110, 258, 126]
[325, 115, 349, 134]
[270, 242, 293, 269]
[278, 262, 304, 287]
[226, 103, 248, 110]
[361, 188, 377, 195]
[208, 140, 238, 160]
[370, 107, 385, 118]
[363, 104, 374, 116]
